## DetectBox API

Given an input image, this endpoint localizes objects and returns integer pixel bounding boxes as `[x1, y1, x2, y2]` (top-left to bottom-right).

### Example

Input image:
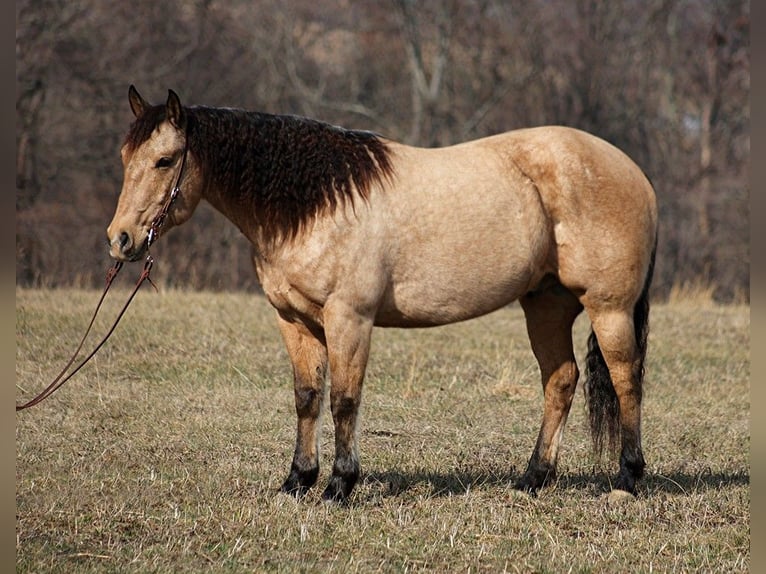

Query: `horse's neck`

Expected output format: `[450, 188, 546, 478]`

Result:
[193, 113, 263, 240]
[193, 109, 389, 251]
[202, 180, 261, 244]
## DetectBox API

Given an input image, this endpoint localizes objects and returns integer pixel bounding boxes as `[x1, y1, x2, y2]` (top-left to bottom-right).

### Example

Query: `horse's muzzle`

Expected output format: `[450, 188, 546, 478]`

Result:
[107, 229, 147, 262]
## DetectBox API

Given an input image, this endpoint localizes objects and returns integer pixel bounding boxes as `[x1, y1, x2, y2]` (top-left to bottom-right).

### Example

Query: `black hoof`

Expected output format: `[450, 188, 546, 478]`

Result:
[514, 464, 556, 495]
[321, 472, 358, 504]
[613, 472, 638, 495]
[280, 481, 310, 498]
[280, 465, 319, 498]
[614, 450, 645, 494]
[513, 477, 540, 496]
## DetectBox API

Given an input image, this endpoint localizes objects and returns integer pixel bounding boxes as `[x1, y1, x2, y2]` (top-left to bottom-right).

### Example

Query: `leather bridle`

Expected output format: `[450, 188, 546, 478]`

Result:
[16, 139, 189, 411]
[148, 139, 188, 248]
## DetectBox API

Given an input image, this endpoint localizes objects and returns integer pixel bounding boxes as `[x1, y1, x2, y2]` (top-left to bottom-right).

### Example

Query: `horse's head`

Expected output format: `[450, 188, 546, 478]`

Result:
[107, 86, 202, 261]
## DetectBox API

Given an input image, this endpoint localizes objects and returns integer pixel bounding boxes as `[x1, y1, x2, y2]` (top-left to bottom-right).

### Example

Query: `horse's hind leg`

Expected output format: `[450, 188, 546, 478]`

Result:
[585, 307, 646, 494]
[276, 314, 328, 497]
[516, 284, 583, 494]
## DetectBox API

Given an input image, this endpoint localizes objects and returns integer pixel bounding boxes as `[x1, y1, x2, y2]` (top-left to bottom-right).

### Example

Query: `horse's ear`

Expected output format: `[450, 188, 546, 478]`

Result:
[166, 89, 186, 130]
[128, 85, 148, 118]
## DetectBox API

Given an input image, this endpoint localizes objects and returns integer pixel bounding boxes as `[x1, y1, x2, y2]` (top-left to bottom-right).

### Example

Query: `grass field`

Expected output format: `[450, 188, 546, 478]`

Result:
[16, 287, 749, 572]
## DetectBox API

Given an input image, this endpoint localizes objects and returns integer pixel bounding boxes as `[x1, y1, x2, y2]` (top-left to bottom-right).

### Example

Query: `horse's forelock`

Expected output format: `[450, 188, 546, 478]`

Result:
[124, 105, 167, 151]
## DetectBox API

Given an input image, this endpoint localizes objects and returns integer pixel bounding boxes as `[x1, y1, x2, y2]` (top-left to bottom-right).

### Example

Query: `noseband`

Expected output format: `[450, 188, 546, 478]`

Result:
[16, 138, 189, 411]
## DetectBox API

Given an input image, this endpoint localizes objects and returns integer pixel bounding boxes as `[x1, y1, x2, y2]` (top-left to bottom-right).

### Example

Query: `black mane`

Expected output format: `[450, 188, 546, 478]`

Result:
[124, 105, 394, 239]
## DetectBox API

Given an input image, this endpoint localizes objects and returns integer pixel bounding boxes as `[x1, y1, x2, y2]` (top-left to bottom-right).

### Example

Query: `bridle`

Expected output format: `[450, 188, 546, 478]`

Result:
[147, 139, 188, 248]
[16, 139, 189, 411]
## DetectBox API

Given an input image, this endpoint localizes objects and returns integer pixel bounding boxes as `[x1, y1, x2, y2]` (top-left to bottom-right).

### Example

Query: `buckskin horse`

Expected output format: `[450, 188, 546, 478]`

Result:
[107, 86, 658, 503]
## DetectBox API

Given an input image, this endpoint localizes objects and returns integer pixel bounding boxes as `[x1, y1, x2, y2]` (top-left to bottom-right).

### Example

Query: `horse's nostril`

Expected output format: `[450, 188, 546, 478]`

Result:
[119, 231, 131, 250]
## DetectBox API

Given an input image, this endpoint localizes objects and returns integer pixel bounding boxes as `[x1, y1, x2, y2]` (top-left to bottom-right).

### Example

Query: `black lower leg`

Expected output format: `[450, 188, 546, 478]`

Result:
[323, 392, 361, 503]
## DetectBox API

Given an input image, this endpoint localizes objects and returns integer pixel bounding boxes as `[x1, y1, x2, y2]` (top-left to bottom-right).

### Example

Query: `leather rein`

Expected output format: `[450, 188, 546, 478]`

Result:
[16, 142, 189, 411]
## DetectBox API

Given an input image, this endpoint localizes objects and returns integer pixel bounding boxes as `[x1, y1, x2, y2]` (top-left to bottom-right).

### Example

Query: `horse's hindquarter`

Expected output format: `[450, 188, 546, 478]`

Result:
[503, 127, 658, 307]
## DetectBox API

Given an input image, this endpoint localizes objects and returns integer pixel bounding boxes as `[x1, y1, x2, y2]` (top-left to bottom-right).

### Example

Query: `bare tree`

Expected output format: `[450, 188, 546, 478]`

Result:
[15, 0, 750, 300]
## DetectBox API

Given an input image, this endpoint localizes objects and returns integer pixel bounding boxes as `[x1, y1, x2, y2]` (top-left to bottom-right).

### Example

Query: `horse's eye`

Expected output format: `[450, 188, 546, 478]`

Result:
[155, 157, 173, 169]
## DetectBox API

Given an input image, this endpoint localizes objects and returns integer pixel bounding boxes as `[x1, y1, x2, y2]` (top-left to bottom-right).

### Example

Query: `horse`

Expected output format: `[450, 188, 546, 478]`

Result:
[107, 86, 658, 503]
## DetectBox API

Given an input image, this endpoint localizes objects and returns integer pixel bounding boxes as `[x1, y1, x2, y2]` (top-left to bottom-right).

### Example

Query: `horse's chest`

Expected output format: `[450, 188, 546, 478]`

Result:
[256, 265, 325, 326]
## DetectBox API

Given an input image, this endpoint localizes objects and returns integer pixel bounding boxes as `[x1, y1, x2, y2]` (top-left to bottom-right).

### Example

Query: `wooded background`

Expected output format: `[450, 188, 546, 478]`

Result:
[16, 0, 749, 301]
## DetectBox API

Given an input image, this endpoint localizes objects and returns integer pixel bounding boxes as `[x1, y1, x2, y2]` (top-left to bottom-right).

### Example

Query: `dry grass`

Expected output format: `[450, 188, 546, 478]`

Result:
[16, 287, 749, 573]
[666, 280, 718, 308]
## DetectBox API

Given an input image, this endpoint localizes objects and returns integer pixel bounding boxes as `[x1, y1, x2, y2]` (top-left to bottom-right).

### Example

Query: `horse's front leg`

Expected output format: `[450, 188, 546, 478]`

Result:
[321, 302, 374, 503]
[276, 313, 328, 498]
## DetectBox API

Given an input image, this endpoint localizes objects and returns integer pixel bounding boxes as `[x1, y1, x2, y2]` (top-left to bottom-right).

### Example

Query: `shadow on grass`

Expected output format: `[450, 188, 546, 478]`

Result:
[361, 467, 750, 499]
[362, 468, 519, 498]
[642, 469, 750, 494]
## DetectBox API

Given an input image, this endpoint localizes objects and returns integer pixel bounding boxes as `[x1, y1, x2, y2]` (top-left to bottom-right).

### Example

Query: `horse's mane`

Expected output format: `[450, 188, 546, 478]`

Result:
[124, 105, 394, 239]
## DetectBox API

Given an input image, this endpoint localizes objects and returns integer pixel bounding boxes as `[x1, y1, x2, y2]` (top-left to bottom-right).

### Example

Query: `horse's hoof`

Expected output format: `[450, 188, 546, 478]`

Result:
[513, 469, 553, 496]
[321, 491, 349, 505]
[280, 482, 309, 498]
[512, 481, 539, 497]
[604, 489, 636, 506]
[321, 487, 350, 505]
[321, 475, 355, 504]
[280, 478, 312, 499]
[280, 465, 319, 498]
[514, 463, 556, 495]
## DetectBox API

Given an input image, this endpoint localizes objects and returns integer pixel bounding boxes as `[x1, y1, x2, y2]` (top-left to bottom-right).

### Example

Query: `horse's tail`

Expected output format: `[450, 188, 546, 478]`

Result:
[584, 235, 657, 456]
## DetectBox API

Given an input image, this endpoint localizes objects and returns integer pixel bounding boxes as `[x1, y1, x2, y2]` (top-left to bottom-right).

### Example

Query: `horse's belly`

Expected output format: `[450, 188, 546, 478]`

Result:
[376, 210, 552, 327]
[374, 261, 536, 328]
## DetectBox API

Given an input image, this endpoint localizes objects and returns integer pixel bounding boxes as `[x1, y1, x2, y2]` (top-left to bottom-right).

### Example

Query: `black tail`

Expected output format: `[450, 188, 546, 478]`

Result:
[584, 238, 657, 457]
